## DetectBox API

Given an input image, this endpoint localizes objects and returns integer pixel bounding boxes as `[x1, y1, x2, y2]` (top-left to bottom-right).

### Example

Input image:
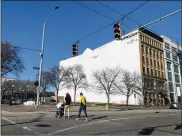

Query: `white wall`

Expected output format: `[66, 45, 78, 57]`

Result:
[59, 31, 142, 105]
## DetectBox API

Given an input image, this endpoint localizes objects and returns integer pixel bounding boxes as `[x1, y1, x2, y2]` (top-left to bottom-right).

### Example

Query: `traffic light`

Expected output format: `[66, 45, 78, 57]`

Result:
[114, 23, 121, 40]
[34, 81, 39, 86]
[72, 44, 78, 57]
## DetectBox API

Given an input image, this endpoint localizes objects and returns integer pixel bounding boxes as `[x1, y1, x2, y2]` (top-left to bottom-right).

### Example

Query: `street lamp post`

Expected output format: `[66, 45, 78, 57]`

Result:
[36, 6, 59, 106]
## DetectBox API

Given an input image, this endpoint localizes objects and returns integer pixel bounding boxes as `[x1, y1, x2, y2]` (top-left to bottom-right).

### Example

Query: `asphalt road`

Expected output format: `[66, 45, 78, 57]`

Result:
[1, 109, 182, 135]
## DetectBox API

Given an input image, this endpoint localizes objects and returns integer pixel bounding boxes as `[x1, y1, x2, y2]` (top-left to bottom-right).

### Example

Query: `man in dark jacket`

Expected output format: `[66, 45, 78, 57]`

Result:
[64, 93, 71, 119]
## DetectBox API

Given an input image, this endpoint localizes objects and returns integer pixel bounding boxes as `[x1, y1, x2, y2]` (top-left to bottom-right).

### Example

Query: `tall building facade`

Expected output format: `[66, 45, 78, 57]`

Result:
[138, 28, 167, 106]
[59, 28, 172, 105]
[161, 35, 182, 103]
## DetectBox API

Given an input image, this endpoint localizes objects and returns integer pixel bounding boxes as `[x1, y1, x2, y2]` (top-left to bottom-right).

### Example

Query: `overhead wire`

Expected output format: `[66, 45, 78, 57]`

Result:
[119, 0, 150, 22]
[96, 0, 162, 36]
[74, 1, 150, 43]
[74, 1, 132, 31]
[77, 8, 181, 43]
[1, 44, 41, 52]
[96, 0, 143, 26]
[73, 1, 133, 42]
[74, 1, 115, 21]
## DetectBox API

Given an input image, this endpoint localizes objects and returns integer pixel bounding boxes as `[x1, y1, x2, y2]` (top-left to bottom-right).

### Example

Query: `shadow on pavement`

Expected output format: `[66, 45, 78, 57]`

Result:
[174, 123, 182, 130]
[69, 115, 95, 118]
[90, 116, 108, 121]
[137, 123, 182, 135]
[138, 127, 155, 135]
[1, 113, 45, 126]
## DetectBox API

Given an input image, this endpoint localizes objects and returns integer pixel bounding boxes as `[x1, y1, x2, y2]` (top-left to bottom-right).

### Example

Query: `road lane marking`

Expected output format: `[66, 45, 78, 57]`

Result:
[46, 113, 179, 135]
[2, 117, 43, 135]
[1, 117, 16, 124]
[46, 120, 109, 136]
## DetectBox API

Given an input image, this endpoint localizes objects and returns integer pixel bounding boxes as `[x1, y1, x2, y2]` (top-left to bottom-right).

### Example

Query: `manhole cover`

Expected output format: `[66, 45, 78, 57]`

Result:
[36, 124, 51, 127]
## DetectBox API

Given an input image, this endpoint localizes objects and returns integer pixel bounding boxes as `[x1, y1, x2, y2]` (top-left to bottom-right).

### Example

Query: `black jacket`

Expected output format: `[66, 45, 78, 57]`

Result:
[65, 95, 71, 105]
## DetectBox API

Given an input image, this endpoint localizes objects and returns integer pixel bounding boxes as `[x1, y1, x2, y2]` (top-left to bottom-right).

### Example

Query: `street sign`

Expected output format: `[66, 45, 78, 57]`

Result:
[33, 67, 40, 70]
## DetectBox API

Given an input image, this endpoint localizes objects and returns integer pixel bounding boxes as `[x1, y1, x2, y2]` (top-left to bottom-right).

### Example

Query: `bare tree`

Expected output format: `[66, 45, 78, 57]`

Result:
[91, 67, 121, 106]
[1, 80, 36, 104]
[115, 69, 142, 107]
[1, 41, 24, 77]
[64, 64, 88, 102]
[48, 66, 67, 104]
[154, 80, 167, 107]
[39, 71, 52, 102]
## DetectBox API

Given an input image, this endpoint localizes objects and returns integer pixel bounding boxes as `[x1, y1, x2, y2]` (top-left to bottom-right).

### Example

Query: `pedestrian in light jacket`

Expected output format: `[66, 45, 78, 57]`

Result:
[76, 92, 88, 121]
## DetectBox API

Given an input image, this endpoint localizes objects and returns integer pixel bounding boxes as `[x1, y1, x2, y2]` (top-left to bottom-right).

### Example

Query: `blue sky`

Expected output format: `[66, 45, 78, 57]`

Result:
[2, 1, 181, 83]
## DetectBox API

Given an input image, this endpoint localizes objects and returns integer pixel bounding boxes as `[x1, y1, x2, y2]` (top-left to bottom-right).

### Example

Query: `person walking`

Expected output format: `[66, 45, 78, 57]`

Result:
[76, 92, 88, 121]
[64, 93, 72, 119]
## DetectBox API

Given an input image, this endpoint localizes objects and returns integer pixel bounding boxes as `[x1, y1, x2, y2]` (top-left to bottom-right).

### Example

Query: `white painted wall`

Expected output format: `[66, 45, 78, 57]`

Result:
[59, 31, 142, 105]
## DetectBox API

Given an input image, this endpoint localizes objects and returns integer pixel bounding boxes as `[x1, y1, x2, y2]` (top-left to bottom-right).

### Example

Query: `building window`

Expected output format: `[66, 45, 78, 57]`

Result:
[165, 42, 170, 50]
[151, 69, 153, 76]
[172, 55, 178, 62]
[167, 61, 171, 71]
[140, 35, 143, 41]
[176, 84, 180, 88]
[161, 63, 163, 69]
[172, 47, 177, 53]
[154, 60, 156, 67]
[146, 58, 149, 66]
[169, 82, 173, 92]
[153, 50, 156, 58]
[142, 44, 144, 54]
[157, 52, 159, 59]
[170, 93, 174, 102]
[174, 64, 179, 73]
[155, 70, 157, 76]
[158, 71, 160, 77]
[147, 68, 149, 74]
[150, 49, 152, 57]
[158, 61, 160, 68]
[142, 56, 145, 64]
[160, 53, 162, 60]
[166, 51, 171, 59]
[143, 67, 145, 74]
[150, 59, 152, 66]
[146, 47, 148, 56]
[175, 74, 180, 83]
[168, 72, 172, 81]
[146, 37, 148, 43]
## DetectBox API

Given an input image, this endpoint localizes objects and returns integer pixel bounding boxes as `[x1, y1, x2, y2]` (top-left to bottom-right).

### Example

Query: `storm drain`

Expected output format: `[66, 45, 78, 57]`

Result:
[36, 124, 51, 127]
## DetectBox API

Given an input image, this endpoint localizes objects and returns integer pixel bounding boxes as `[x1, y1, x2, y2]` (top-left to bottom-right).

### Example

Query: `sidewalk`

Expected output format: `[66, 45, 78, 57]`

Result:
[1, 104, 107, 113]
[1, 104, 171, 113]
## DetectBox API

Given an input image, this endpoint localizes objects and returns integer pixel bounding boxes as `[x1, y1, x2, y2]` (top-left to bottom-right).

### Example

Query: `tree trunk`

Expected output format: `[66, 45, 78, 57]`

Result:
[107, 95, 110, 107]
[74, 89, 76, 103]
[56, 89, 59, 104]
[126, 95, 130, 108]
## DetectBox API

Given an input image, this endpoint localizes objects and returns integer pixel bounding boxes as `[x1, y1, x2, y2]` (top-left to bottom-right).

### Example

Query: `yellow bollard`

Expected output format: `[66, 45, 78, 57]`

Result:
[106, 104, 109, 110]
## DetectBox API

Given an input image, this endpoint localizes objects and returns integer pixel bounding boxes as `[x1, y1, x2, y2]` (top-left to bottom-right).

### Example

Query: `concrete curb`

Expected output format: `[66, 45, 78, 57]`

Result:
[2, 109, 180, 115]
